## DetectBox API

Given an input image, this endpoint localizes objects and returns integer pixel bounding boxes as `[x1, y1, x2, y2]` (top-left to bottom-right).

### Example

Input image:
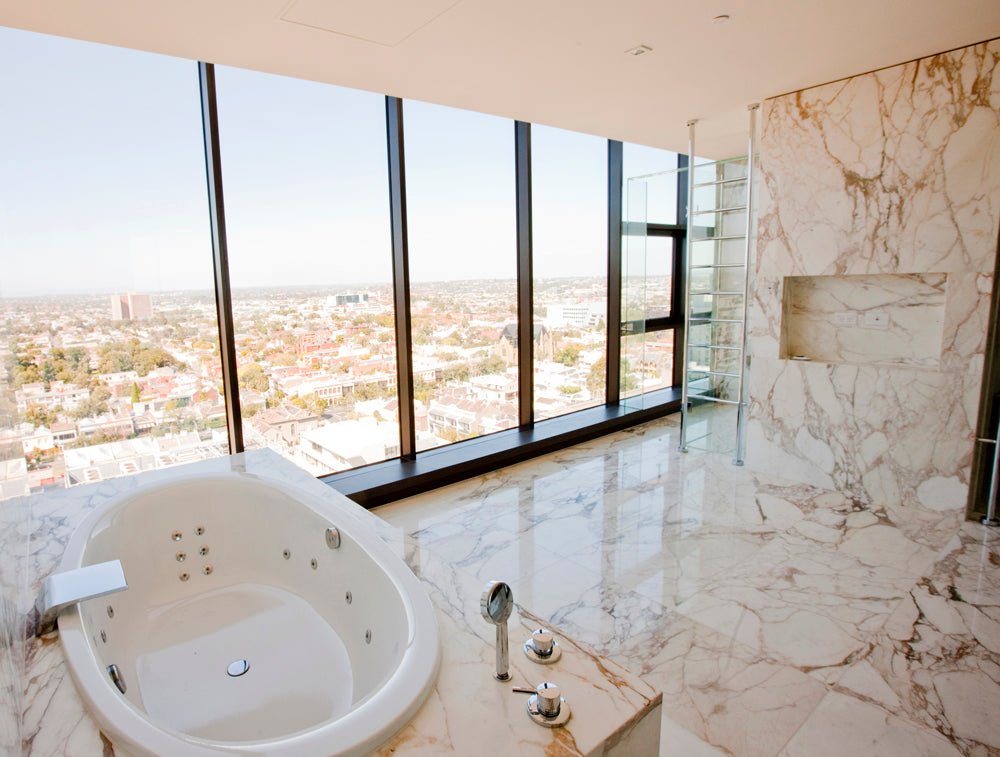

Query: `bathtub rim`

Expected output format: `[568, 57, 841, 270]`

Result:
[55, 469, 441, 757]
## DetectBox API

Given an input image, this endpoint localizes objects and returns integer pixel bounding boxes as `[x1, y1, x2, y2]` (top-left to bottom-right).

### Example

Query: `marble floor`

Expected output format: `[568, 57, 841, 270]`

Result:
[375, 414, 1000, 756]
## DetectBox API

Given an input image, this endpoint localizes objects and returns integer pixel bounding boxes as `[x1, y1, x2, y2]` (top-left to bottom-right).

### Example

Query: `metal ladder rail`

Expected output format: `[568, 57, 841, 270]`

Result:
[679, 120, 697, 452]
[733, 104, 759, 465]
[680, 109, 758, 459]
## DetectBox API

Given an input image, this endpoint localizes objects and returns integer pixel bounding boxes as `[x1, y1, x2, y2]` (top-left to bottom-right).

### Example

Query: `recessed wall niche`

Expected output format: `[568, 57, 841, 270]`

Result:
[779, 272, 947, 368]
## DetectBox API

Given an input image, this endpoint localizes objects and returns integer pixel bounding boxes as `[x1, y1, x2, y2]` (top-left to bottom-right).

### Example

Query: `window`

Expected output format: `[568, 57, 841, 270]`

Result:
[403, 101, 518, 449]
[0, 26, 683, 504]
[214, 66, 397, 476]
[531, 126, 608, 420]
[0, 29, 224, 494]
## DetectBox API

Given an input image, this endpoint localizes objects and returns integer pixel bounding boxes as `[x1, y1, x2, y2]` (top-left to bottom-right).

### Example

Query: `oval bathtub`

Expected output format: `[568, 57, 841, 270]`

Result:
[55, 472, 440, 757]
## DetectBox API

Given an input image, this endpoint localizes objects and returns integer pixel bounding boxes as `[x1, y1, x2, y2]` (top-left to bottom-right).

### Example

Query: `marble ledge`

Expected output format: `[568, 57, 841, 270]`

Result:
[14, 450, 662, 757]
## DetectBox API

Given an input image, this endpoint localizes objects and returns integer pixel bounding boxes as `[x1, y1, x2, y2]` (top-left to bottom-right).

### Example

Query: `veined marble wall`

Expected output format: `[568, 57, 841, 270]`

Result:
[0, 495, 25, 754]
[747, 39, 1000, 536]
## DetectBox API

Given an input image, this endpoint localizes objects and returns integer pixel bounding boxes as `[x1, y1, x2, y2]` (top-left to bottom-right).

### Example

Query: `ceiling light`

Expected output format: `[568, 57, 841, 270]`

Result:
[624, 45, 652, 56]
[712, 14, 731, 24]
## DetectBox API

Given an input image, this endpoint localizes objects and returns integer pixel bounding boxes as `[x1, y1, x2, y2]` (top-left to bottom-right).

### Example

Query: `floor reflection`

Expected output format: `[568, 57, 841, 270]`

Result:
[376, 414, 1000, 756]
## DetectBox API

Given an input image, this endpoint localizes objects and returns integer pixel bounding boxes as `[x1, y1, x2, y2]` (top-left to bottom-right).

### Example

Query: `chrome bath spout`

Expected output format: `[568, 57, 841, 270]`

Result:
[35, 559, 128, 637]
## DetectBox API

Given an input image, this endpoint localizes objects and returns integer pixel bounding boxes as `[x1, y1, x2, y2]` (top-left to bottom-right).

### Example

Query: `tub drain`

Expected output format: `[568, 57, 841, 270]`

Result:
[227, 659, 250, 677]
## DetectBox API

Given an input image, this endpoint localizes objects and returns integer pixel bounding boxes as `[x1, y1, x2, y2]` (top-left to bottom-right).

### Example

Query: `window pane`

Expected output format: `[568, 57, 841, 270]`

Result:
[531, 125, 607, 420]
[645, 236, 674, 319]
[623, 144, 679, 225]
[621, 143, 682, 403]
[0, 29, 224, 496]
[631, 328, 675, 394]
[215, 67, 397, 475]
[403, 101, 517, 449]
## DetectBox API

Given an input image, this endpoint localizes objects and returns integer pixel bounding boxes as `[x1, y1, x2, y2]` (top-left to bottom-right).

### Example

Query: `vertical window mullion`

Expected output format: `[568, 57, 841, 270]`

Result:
[515, 121, 534, 427]
[385, 96, 416, 460]
[198, 61, 243, 455]
[672, 154, 690, 388]
[606, 140, 623, 405]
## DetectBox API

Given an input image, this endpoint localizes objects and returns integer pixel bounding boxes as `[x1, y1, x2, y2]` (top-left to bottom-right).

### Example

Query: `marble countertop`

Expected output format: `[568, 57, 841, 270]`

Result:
[12, 450, 660, 756]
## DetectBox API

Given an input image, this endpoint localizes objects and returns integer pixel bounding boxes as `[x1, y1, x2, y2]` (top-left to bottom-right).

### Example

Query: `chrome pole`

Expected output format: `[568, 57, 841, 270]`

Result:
[733, 104, 759, 466]
[679, 119, 697, 453]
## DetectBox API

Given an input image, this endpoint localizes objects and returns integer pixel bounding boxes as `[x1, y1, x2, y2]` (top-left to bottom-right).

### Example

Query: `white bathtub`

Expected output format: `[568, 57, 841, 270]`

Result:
[55, 472, 440, 757]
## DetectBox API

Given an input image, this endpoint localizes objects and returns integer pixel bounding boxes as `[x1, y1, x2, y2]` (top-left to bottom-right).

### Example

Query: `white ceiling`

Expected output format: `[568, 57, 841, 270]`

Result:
[1, 0, 998, 157]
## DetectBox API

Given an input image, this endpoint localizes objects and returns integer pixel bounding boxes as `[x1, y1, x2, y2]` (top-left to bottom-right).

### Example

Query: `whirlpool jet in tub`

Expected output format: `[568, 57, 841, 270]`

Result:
[54, 472, 440, 757]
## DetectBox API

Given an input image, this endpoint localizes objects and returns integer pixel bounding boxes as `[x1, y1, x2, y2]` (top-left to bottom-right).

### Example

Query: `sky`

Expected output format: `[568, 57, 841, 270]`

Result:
[0, 25, 678, 298]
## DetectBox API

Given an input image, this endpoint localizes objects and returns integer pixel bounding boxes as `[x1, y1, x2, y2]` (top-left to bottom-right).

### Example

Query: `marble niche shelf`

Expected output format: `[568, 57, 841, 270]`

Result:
[779, 272, 947, 368]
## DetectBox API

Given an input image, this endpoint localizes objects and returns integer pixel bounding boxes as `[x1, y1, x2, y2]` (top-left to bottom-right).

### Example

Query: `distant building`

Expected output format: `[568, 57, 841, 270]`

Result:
[334, 293, 369, 307]
[110, 294, 126, 320]
[50, 420, 79, 445]
[247, 402, 319, 447]
[298, 419, 436, 473]
[15, 380, 89, 412]
[546, 302, 604, 329]
[497, 323, 554, 362]
[62, 432, 226, 487]
[427, 393, 517, 439]
[469, 374, 517, 403]
[110, 293, 153, 321]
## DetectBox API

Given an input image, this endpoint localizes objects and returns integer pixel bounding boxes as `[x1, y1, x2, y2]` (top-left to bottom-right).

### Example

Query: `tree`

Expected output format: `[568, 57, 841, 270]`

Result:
[73, 396, 109, 419]
[555, 346, 581, 366]
[587, 357, 606, 396]
[558, 385, 582, 395]
[98, 338, 177, 376]
[24, 404, 56, 428]
[478, 355, 507, 376]
[269, 352, 297, 367]
[291, 393, 328, 415]
[442, 365, 470, 383]
[238, 363, 269, 393]
[13, 364, 41, 388]
[134, 346, 178, 376]
[353, 382, 384, 401]
[131, 382, 141, 404]
[243, 403, 264, 418]
[413, 378, 433, 404]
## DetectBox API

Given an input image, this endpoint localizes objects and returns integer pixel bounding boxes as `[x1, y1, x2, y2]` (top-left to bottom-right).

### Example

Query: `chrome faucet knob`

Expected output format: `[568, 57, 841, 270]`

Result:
[526, 680, 571, 727]
[480, 580, 514, 681]
[531, 629, 554, 656]
[536, 682, 561, 717]
[524, 627, 562, 664]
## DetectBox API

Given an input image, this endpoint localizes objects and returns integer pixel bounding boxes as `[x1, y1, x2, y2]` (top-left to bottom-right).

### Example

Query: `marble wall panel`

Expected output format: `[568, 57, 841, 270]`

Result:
[747, 39, 1000, 521]
[0, 493, 26, 755]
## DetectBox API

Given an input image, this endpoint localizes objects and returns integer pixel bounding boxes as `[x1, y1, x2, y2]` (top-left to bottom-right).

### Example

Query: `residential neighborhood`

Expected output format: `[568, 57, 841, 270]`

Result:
[0, 275, 673, 498]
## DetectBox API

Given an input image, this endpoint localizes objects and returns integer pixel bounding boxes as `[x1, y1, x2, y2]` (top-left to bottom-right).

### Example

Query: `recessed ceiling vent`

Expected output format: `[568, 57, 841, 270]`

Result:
[280, 0, 463, 47]
[624, 44, 653, 56]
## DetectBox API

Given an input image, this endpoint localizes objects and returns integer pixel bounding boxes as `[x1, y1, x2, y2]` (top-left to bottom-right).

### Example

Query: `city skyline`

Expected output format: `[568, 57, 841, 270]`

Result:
[0, 274, 622, 300]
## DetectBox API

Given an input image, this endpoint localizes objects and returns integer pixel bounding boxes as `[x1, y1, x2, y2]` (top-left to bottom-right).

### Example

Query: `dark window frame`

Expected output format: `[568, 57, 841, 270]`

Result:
[197, 69, 686, 508]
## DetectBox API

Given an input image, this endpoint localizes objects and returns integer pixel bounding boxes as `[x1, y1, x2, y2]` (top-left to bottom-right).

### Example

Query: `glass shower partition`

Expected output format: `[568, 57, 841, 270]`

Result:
[622, 163, 687, 411]
[622, 176, 647, 411]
